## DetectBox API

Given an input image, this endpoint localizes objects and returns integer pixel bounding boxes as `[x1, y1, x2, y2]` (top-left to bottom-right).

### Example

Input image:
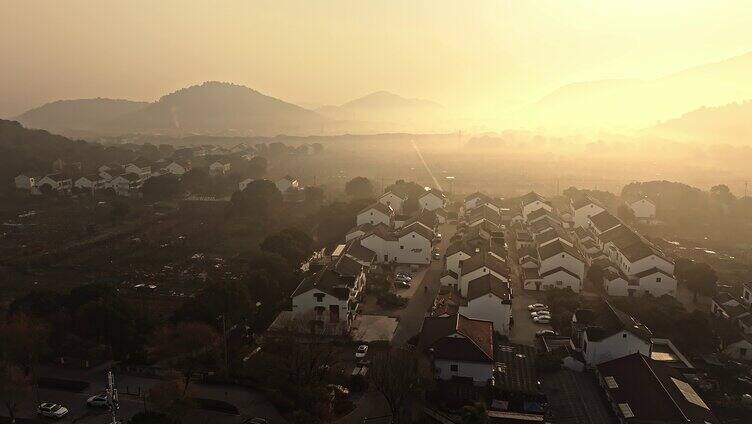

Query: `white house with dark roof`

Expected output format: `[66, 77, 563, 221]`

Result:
[571, 196, 605, 228]
[458, 251, 509, 297]
[418, 314, 495, 386]
[742, 282, 752, 308]
[209, 160, 232, 175]
[290, 258, 365, 335]
[378, 190, 409, 214]
[536, 238, 584, 276]
[14, 174, 37, 190]
[37, 174, 72, 192]
[628, 197, 657, 222]
[571, 299, 653, 367]
[162, 161, 190, 176]
[356, 202, 394, 227]
[108, 173, 143, 195]
[724, 333, 752, 361]
[74, 174, 107, 191]
[588, 210, 622, 235]
[275, 175, 299, 193]
[358, 223, 432, 264]
[458, 274, 512, 335]
[520, 191, 552, 221]
[464, 192, 491, 213]
[711, 292, 750, 321]
[595, 219, 676, 297]
[418, 189, 447, 211]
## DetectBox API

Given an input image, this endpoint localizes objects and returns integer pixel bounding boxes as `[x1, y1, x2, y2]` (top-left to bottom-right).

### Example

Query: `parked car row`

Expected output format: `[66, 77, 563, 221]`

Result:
[528, 303, 551, 324]
[395, 271, 412, 288]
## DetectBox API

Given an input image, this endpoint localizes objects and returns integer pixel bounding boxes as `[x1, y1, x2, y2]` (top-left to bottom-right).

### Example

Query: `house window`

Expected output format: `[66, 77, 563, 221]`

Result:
[656, 277, 661, 282]
[623, 333, 627, 338]
[400, 246, 404, 250]
[450, 364, 458, 372]
[562, 254, 565, 258]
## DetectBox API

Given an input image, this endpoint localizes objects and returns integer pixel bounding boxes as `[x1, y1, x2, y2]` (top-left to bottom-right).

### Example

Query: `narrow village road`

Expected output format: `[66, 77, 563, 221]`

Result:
[391, 222, 455, 346]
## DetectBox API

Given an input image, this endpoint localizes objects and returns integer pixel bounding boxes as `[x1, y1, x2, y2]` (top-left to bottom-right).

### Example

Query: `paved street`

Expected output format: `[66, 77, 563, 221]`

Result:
[505, 228, 553, 345]
[390, 222, 455, 346]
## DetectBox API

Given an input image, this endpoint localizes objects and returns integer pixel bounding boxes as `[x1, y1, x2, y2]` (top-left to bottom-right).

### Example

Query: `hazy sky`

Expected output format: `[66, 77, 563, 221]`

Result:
[2, 0, 751, 118]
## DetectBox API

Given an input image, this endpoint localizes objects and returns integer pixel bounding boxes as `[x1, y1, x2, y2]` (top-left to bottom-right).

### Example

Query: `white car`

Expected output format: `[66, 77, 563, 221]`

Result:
[530, 310, 551, 318]
[38, 403, 69, 419]
[536, 330, 557, 337]
[87, 393, 109, 407]
[527, 303, 548, 311]
[355, 344, 369, 358]
[534, 316, 551, 324]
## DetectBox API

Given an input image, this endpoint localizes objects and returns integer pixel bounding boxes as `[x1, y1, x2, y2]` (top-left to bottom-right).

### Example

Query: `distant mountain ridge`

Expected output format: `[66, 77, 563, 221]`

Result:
[519, 51, 752, 130]
[106, 81, 325, 136]
[16, 83, 448, 137]
[316, 91, 447, 132]
[16, 98, 148, 135]
[649, 100, 752, 143]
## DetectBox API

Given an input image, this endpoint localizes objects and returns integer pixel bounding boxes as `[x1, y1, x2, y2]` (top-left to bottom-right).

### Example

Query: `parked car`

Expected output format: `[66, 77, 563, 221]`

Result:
[534, 316, 551, 324]
[535, 330, 557, 337]
[327, 384, 350, 398]
[396, 280, 410, 289]
[432, 250, 441, 260]
[86, 394, 108, 408]
[436, 233, 442, 241]
[38, 403, 69, 419]
[527, 303, 548, 311]
[530, 310, 551, 318]
[355, 344, 369, 358]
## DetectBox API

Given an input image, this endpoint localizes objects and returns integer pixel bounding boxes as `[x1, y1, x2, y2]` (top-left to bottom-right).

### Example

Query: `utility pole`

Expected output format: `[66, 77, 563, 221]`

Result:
[218, 315, 230, 380]
[106, 371, 120, 424]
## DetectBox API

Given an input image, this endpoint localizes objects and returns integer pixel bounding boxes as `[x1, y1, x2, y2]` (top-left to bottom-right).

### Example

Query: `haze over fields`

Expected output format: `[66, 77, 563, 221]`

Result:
[4, 0, 752, 142]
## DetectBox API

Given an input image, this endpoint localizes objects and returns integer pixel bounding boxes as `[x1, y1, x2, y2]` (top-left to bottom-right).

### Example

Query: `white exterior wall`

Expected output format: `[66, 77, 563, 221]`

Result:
[356, 209, 392, 227]
[394, 232, 431, 264]
[74, 177, 95, 190]
[459, 268, 507, 297]
[14, 175, 35, 189]
[360, 234, 390, 263]
[604, 277, 630, 296]
[419, 194, 445, 211]
[573, 204, 605, 228]
[446, 252, 471, 276]
[459, 295, 511, 335]
[164, 163, 187, 175]
[291, 289, 350, 325]
[464, 197, 486, 212]
[379, 193, 405, 214]
[583, 331, 651, 366]
[541, 270, 582, 292]
[440, 274, 458, 287]
[636, 272, 677, 297]
[743, 286, 752, 307]
[539, 253, 585, 279]
[239, 178, 253, 191]
[626, 255, 674, 276]
[434, 359, 493, 386]
[629, 199, 656, 220]
[724, 340, 752, 361]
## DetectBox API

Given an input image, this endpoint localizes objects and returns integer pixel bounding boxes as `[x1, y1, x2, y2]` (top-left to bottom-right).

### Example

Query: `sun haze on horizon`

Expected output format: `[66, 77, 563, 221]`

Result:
[2, 0, 752, 131]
